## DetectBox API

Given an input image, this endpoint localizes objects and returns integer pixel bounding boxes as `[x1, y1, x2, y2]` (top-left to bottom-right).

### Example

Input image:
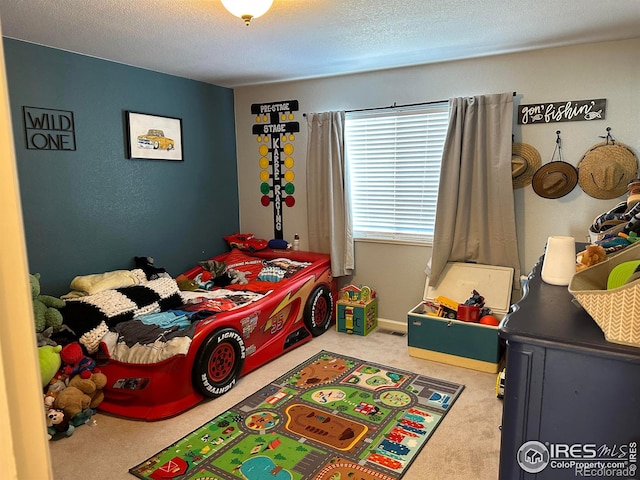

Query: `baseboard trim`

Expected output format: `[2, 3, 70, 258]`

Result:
[377, 317, 408, 334]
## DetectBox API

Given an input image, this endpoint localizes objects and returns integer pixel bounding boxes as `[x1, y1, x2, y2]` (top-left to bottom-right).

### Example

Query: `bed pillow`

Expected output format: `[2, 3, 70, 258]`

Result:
[64, 269, 140, 298]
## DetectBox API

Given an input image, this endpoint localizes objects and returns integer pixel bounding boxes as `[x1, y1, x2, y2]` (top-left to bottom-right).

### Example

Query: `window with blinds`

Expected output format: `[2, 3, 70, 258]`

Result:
[345, 103, 449, 244]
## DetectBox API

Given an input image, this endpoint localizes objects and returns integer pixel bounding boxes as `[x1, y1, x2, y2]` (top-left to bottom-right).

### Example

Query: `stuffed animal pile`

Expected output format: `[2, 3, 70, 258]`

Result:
[40, 340, 107, 440]
[32, 274, 107, 440]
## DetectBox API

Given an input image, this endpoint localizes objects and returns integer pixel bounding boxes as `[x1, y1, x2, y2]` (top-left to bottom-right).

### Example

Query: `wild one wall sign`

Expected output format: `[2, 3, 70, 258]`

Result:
[252, 100, 299, 240]
[518, 98, 606, 125]
[23, 106, 76, 151]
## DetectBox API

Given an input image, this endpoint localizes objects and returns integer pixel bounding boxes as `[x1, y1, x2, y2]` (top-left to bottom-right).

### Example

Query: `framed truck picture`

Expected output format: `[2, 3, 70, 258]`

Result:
[125, 111, 183, 161]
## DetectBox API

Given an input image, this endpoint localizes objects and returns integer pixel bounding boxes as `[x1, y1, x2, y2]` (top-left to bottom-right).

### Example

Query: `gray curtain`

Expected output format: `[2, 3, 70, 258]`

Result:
[306, 111, 354, 277]
[429, 92, 520, 288]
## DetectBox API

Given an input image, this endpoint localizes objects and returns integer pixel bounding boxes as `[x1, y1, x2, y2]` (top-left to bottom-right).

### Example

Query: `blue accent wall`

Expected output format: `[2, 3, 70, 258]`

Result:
[4, 39, 239, 295]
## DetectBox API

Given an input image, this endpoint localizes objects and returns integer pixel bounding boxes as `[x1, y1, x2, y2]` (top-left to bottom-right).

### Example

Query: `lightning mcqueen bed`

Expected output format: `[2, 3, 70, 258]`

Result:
[61, 249, 337, 421]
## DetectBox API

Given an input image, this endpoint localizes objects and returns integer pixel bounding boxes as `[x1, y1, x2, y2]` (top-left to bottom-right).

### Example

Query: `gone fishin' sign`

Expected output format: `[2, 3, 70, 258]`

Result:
[518, 99, 606, 125]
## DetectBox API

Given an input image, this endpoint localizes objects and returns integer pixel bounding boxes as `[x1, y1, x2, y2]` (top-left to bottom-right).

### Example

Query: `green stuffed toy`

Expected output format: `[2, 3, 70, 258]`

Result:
[38, 344, 62, 387]
[30, 273, 65, 333]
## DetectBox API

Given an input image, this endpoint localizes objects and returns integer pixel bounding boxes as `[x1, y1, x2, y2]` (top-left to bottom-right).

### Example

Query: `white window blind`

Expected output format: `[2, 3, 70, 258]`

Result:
[345, 103, 449, 244]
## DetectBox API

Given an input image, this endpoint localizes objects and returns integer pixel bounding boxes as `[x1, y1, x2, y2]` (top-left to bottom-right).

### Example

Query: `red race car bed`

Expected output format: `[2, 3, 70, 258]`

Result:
[72, 249, 336, 421]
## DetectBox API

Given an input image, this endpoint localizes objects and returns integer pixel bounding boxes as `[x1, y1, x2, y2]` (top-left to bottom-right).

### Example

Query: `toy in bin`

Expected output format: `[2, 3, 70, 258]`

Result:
[423, 289, 496, 324]
[337, 285, 377, 336]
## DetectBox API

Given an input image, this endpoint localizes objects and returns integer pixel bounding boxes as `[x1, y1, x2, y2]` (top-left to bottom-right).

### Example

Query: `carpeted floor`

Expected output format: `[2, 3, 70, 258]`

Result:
[48, 327, 503, 480]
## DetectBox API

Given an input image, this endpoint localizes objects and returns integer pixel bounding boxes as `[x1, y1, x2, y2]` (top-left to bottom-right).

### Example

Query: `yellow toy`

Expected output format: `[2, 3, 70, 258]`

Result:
[496, 368, 506, 399]
[576, 244, 607, 272]
[434, 295, 459, 319]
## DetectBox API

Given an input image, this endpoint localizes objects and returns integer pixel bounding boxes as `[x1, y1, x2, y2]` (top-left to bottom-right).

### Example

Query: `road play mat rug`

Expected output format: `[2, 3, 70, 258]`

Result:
[130, 350, 464, 480]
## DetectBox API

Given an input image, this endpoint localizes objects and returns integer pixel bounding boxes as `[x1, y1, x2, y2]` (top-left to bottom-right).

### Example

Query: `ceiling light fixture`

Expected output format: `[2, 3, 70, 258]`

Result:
[221, 0, 274, 26]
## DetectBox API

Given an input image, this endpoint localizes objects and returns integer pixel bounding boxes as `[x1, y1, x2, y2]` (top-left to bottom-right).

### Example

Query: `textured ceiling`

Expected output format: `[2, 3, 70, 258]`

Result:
[0, 0, 639, 88]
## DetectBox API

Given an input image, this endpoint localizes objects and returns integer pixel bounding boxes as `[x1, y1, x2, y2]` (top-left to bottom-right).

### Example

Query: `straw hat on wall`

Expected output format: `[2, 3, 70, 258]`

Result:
[578, 141, 638, 199]
[512, 143, 541, 189]
[531, 130, 578, 199]
[532, 161, 578, 199]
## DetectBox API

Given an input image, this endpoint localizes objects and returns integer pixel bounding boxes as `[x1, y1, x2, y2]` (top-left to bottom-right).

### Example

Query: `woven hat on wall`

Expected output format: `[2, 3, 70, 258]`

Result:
[578, 141, 639, 199]
[512, 143, 541, 189]
[531, 130, 578, 199]
[532, 162, 578, 199]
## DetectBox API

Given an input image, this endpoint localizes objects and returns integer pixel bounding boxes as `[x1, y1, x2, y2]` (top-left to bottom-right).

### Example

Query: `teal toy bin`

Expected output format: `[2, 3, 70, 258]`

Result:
[408, 263, 513, 373]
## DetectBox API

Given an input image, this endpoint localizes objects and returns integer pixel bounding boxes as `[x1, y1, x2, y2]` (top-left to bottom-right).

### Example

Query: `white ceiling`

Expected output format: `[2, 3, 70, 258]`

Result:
[1, 0, 639, 89]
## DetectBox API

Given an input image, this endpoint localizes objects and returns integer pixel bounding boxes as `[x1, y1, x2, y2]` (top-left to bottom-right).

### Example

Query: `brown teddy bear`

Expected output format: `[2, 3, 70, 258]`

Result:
[54, 372, 108, 419]
[54, 385, 91, 420]
[576, 244, 607, 272]
[68, 372, 107, 410]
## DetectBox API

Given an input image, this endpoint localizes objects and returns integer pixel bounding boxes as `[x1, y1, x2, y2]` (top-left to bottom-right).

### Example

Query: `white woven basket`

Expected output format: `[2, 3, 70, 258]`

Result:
[569, 241, 640, 347]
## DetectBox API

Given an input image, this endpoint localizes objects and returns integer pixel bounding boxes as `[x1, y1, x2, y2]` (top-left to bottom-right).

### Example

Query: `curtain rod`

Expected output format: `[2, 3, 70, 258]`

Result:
[302, 92, 517, 116]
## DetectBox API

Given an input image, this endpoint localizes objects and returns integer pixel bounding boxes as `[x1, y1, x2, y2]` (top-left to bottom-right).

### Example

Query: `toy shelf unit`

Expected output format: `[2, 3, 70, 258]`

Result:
[336, 284, 378, 336]
[408, 262, 513, 373]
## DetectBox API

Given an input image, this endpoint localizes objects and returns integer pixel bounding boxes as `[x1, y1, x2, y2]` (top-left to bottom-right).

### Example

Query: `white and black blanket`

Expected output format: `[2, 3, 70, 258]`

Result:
[61, 269, 184, 353]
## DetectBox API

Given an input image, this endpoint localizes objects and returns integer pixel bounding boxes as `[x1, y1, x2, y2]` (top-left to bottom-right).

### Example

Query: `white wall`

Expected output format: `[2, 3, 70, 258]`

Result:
[234, 39, 640, 325]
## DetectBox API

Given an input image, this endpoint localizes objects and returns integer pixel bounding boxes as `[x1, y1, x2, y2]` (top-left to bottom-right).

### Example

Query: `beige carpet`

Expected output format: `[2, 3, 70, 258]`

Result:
[49, 327, 502, 480]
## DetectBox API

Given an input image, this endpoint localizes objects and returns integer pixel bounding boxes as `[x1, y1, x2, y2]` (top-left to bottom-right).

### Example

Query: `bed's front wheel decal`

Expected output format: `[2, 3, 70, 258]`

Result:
[304, 285, 333, 337]
[193, 328, 245, 398]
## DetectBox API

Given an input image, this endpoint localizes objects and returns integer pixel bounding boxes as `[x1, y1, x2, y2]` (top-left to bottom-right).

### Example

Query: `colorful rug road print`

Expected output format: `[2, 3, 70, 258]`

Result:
[130, 350, 464, 479]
